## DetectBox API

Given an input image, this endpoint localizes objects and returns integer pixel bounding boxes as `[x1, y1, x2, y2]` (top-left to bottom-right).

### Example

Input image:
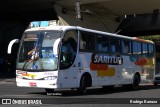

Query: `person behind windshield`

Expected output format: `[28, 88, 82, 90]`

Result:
[28, 48, 39, 62]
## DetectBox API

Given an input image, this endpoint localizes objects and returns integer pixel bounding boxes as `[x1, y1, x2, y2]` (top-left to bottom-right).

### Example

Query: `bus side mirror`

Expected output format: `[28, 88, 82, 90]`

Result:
[7, 39, 19, 54]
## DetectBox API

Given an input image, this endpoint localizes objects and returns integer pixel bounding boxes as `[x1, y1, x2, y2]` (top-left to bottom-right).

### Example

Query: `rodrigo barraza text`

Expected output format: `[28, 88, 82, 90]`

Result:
[130, 99, 157, 104]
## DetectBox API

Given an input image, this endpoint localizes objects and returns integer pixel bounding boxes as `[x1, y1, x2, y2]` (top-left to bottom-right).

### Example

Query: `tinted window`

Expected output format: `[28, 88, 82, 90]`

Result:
[142, 43, 148, 56]
[96, 35, 109, 52]
[148, 44, 154, 57]
[121, 40, 132, 54]
[110, 37, 120, 53]
[80, 31, 95, 51]
[133, 41, 141, 55]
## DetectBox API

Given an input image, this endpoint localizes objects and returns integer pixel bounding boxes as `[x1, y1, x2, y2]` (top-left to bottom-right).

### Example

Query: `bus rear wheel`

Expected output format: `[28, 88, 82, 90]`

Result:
[124, 74, 140, 90]
[132, 74, 140, 90]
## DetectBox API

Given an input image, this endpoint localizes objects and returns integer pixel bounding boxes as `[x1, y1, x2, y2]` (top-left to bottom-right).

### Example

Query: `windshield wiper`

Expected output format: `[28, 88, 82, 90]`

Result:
[22, 60, 31, 70]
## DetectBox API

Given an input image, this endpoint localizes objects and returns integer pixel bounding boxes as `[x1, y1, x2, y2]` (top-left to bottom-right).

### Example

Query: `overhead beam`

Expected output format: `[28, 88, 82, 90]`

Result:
[0, 8, 58, 22]
[116, 10, 160, 36]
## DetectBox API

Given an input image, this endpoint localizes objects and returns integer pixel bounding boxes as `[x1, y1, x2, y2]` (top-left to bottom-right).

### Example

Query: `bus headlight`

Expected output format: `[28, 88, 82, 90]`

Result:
[16, 75, 23, 79]
[44, 76, 57, 80]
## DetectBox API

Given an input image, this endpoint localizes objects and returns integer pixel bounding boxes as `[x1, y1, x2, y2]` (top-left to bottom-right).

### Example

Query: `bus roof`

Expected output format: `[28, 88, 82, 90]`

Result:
[25, 26, 76, 32]
[25, 26, 154, 44]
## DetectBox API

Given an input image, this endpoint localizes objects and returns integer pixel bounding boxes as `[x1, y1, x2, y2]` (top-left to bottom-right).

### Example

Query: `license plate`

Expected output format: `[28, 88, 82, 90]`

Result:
[29, 82, 37, 87]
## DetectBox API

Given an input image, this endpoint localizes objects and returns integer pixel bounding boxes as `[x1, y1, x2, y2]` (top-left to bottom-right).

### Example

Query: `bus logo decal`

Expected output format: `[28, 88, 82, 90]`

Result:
[91, 54, 123, 65]
[90, 54, 122, 76]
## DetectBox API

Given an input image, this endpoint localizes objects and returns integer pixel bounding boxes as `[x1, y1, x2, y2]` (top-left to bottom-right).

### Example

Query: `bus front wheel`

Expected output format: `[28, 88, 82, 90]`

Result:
[45, 89, 54, 93]
[77, 76, 87, 94]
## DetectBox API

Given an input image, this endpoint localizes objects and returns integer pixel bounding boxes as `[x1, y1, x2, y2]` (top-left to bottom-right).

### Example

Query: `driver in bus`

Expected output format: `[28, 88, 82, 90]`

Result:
[28, 48, 39, 62]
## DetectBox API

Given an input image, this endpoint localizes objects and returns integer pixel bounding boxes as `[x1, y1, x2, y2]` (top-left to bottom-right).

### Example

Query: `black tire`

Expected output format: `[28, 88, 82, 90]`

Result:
[124, 74, 140, 90]
[77, 76, 87, 94]
[132, 74, 140, 90]
[154, 83, 158, 86]
[45, 89, 54, 93]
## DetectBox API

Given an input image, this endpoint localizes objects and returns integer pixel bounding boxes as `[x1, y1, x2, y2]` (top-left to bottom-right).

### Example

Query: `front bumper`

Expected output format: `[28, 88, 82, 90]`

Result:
[16, 79, 58, 89]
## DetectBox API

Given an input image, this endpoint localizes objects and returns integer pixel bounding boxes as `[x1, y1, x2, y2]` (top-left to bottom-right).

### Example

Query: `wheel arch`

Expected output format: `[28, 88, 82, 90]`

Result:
[79, 72, 92, 87]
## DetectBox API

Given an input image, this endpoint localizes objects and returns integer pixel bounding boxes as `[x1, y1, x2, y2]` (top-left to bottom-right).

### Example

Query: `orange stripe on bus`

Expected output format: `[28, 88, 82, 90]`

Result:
[134, 57, 147, 66]
[90, 62, 108, 70]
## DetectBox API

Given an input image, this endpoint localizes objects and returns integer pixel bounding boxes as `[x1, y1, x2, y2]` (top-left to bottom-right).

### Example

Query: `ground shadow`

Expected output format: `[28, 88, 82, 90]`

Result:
[28, 84, 160, 97]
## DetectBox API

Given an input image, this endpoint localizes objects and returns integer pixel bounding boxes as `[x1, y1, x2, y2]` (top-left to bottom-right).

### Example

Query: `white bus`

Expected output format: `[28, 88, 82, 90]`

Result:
[10, 26, 155, 94]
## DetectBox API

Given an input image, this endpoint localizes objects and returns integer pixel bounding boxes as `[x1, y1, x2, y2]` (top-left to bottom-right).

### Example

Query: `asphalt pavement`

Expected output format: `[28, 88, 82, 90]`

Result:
[0, 78, 16, 84]
[0, 68, 16, 82]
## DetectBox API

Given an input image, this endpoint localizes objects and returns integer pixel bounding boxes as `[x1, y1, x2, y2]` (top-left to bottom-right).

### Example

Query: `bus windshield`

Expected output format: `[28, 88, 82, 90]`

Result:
[17, 30, 62, 71]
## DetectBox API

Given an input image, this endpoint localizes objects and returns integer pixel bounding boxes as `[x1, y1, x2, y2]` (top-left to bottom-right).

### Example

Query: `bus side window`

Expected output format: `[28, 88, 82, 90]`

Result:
[121, 40, 128, 54]
[121, 40, 132, 55]
[133, 41, 141, 55]
[142, 43, 148, 57]
[148, 44, 154, 57]
[110, 37, 120, 54]
[80, 31, 95, 51]
[96, 35, 109, 52]
[80, 33, 87, 50]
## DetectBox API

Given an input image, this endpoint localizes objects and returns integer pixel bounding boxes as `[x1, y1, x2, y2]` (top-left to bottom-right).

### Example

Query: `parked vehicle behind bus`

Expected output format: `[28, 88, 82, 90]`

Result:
[8, 26, 155, 94]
